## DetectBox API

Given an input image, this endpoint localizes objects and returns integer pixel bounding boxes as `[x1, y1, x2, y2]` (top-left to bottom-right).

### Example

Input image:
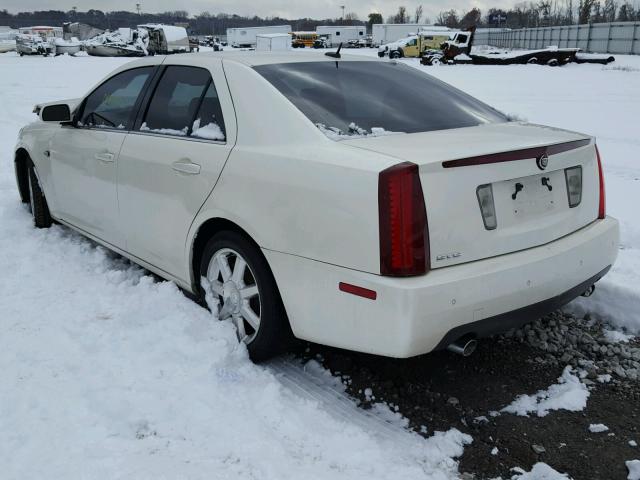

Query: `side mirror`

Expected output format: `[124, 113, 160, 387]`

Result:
[41, 103, 72, 123]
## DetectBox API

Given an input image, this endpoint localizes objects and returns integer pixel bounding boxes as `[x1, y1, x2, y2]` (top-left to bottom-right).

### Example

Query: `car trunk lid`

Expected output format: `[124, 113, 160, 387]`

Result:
[342, 122, 600, 270]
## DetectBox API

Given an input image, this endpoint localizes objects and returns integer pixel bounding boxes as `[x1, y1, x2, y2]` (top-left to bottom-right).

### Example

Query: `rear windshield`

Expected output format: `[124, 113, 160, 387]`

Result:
[254, 61, 508, 139]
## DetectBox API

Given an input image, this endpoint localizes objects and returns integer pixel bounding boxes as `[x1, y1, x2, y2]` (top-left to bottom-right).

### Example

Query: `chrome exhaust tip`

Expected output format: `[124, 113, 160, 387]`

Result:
[582, 284, 596, 297]
[447, 337, 478, 357]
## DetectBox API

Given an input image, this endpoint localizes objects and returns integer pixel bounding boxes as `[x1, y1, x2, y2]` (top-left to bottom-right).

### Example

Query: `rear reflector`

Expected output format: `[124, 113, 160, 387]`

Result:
[339, 282, 377, 300]
[378, 162, 429, 276]
[596, 145, 606, 219]
[476, 184, 497, 230]
[564, 166, 583, 208]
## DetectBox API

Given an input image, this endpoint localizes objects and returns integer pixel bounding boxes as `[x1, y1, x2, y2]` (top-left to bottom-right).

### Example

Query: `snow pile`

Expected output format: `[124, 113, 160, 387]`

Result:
[0, 55, 472, 480]
[140, 121, 188, 136]
[192, 117, 225, 141]
[603, 327, 635, 344]
[511, 463, 571, 479]
[589, 423, 610, 433]
[316, 122, 404, 140]
[502, 367, 589, 417]
[628, 460, 640, 480]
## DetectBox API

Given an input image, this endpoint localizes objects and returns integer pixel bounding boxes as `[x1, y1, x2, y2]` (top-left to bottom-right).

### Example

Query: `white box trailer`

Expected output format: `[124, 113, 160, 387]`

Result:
[316, 25, 366, 47]
[256, 33, 290, 51]
[226, 25, 292, 48]
[372, 24, 450, 46]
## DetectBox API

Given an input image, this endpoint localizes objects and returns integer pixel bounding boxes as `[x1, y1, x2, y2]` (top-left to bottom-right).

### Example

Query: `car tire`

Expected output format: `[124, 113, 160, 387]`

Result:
[390, 50, 401, 59]
[27, 161, 52, 229]
[199, 231, 293, 362]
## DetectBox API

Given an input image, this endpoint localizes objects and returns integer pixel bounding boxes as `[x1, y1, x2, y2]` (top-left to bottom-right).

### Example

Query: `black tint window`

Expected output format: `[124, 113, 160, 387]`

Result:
[191, 82, 226, 141]
[255, 61, 508, 138]
[141, 66, 211, 136]
[79, 67, 152, 129]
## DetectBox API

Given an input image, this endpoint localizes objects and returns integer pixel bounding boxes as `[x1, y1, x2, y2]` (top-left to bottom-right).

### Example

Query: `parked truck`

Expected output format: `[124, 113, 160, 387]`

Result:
[372, 23, 450, 47]
[378, 28, 473, 59]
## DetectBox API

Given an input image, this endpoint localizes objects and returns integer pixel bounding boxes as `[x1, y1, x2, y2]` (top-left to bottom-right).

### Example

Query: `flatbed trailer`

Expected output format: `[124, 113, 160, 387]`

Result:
[422, 46, 615, 66]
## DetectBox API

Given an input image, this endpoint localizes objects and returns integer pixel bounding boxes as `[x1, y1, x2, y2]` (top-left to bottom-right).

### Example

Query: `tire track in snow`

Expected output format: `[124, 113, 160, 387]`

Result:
[268, 356, 420, 449]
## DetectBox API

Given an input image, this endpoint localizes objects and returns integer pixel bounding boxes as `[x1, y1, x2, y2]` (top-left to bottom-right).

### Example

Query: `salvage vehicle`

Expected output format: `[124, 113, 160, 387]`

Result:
[15, 52, 619, 361]
[378, 30, 472, 59]
[16, 34, 54, 56]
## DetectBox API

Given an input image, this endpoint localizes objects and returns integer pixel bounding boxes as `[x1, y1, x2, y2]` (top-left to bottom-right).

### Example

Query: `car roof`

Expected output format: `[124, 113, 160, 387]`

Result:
[218, 51, 376, 66]
[124, 51, 377, 70]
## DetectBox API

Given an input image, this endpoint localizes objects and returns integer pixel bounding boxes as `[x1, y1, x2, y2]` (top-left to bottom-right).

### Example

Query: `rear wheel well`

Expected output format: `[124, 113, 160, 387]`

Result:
[191, 218, 262, 295]
[15, 148, 30, 203]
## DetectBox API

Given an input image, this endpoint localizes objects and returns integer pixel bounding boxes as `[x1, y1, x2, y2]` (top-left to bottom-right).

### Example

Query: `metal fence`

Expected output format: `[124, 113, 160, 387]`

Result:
[474, 22, 640, 55]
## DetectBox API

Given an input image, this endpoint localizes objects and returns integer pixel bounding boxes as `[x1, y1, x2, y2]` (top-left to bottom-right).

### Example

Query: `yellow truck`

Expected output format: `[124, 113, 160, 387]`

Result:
[377, 30, 472, 59]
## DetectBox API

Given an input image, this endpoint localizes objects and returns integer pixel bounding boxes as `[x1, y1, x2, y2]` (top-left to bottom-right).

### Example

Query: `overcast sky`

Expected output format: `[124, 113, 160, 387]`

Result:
[4, 1, 520, 21]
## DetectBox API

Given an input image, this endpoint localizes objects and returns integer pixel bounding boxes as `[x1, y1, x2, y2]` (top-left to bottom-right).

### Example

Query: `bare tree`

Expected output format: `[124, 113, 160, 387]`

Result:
[460, 7, 482, 27]
[393, 6, 409, 23]
[414, 5, 424, 23]
[603, 0, 618, 20]
[436, 9, 460, 27]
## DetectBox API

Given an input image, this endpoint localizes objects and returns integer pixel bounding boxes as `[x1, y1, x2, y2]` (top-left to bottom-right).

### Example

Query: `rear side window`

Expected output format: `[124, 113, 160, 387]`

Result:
[79, 67, 152, 129]
[255, 61, 508, 139]
[191, 82, 226, 141]
[140, 65, 225, 140]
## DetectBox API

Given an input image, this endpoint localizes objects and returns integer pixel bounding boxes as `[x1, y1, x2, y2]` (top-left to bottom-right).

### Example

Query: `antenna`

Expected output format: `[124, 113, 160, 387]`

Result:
[325, 42, 342, 58]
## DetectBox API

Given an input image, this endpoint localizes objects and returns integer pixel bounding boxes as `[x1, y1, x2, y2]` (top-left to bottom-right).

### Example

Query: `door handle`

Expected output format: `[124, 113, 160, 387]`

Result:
[95, 152, 115, 163]
[172, 160, 201, 175]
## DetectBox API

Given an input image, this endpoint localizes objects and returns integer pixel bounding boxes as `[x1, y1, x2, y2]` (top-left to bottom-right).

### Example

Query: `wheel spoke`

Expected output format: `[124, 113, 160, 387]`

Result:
[231, 256, 247, 285]
[241, 305, 260, 330]
[233, 314, 247, 341]
[218, 253, 232, 281]
[240, 284, 258, 299]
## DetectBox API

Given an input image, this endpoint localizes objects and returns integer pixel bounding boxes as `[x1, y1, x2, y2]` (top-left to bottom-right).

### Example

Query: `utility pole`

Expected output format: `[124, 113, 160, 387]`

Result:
[340, 5, 345, 20]
[136, 3, 141, 15]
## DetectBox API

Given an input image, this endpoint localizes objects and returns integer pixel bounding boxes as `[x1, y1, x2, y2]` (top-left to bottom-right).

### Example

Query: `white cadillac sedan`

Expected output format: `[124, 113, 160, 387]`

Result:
[15, 52, 619, 361]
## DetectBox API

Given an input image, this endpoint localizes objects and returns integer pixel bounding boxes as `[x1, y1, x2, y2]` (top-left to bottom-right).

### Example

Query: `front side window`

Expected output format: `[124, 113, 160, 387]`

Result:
[140, 65, 225, 141]
[255, 61, 508, 139]
[79, 67, 152, 130]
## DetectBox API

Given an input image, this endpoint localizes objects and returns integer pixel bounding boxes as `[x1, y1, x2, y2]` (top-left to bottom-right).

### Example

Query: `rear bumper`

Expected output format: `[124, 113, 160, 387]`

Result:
[264, 216, 619, 358]
[433, 265, 610, 350]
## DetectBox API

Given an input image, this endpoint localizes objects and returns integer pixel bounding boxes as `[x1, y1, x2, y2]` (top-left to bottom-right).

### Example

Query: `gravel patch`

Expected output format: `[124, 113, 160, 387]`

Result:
[300, 310, 640, 479]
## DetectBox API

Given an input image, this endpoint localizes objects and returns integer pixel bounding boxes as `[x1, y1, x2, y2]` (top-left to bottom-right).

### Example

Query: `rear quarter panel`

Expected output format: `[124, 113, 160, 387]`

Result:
[187, 60, 398, 278]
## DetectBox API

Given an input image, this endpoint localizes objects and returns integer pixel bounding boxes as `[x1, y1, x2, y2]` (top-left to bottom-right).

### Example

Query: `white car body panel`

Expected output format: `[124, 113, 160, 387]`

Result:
[343, 123, 598, 268]
[15, 52, 620, 358]
[265, 217, 618, 357]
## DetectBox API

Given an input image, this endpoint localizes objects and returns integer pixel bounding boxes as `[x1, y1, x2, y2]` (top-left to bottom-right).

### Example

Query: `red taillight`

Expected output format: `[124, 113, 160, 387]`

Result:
[378, 162, 429, 276]
[596, 145, 606, 219]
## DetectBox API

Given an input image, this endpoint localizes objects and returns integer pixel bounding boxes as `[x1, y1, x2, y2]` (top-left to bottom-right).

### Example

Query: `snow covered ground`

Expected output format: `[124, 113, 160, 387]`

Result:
[0, 52, 472, 480]
[1, 49, 639, 479]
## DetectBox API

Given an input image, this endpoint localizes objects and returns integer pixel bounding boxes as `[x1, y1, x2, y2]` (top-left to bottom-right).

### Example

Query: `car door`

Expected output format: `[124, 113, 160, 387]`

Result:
[48, 66, 155, 247]
[117, 60, 235, 281]
[403, 38, 419, 57]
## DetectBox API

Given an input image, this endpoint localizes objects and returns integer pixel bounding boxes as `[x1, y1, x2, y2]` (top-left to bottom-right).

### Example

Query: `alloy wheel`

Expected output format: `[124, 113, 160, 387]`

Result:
[206, 248, 262, 344]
